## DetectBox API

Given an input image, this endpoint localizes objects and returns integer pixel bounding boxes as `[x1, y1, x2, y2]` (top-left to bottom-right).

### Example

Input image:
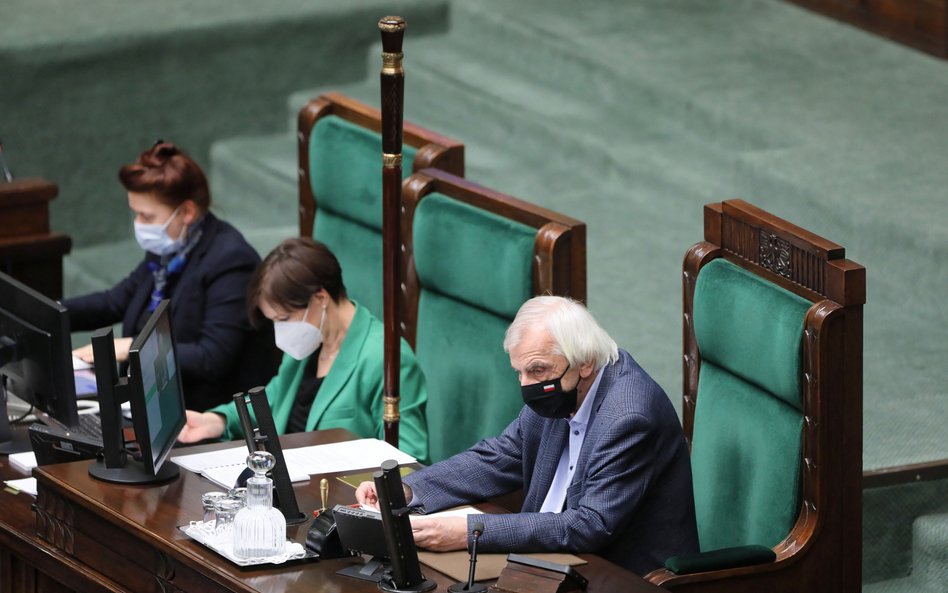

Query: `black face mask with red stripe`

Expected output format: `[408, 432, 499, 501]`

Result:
[520, 364, 578, 419]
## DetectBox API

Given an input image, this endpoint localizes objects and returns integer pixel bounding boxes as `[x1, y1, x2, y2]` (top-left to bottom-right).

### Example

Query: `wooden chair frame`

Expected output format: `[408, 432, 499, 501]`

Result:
[646, 200, 865, 593]
[399, 168, 587, 349]
[296, 92, 465, 237]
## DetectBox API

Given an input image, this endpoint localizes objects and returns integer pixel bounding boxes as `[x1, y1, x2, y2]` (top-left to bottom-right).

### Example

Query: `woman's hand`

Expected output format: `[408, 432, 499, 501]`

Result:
[73, 337, 134, 364]
[176, 410, 226, 443]
[113, 337, 133, 363]
[73, 344, 95, 364]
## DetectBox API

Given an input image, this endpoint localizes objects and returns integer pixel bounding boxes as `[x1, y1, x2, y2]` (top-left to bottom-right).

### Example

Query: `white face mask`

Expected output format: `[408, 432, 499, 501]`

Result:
[273, 302, 326, 361]
[134, 205, 183, 256]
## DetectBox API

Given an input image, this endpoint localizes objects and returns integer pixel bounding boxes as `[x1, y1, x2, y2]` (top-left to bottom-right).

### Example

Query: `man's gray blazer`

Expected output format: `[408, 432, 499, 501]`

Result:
[404, 349, 699, 575]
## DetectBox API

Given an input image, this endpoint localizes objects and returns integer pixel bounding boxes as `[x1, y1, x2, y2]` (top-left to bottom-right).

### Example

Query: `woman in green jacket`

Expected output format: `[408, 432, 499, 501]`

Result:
[177, 237, 429, 463]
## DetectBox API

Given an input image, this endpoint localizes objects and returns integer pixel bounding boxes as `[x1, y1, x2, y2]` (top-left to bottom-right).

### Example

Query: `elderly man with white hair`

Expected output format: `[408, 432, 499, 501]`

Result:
[357, 296, 698, 575]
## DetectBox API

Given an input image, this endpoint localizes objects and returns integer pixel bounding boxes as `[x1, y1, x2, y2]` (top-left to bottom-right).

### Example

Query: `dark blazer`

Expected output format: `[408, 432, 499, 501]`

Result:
[404, 349, 699, 576]
[64, 213, 278, 411]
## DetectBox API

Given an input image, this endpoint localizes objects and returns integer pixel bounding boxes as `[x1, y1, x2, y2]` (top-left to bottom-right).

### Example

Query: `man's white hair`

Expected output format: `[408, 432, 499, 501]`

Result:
[503, 296, 619, 370]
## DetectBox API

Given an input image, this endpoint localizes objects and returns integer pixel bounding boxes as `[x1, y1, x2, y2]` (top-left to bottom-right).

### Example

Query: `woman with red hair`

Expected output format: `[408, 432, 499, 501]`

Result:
[65, 141, 276, 411]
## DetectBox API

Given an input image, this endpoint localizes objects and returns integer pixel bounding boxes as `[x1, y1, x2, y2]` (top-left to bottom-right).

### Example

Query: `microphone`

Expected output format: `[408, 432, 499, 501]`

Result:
[447, 522, 487, 593]
[0, 140, 13, 182]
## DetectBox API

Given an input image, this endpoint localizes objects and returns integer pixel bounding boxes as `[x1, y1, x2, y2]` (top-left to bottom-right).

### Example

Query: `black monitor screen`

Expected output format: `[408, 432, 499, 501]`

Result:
[0, 271, 77, 428]
[127, 301, 185, 475]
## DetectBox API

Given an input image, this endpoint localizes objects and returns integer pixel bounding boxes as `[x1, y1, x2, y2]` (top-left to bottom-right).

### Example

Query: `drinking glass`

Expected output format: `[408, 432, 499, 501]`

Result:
[214, 498, 242, 535]
[201, 491, 228, 525]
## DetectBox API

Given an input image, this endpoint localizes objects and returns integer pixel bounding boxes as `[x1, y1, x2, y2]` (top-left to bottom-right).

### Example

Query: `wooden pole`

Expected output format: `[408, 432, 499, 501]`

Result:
[379, 16, 406, 450]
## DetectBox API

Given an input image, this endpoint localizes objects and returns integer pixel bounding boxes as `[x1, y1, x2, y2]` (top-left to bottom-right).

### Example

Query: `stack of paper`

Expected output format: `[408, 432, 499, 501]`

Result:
[8, 451, 37, 473]
[171, 438, 415, 491]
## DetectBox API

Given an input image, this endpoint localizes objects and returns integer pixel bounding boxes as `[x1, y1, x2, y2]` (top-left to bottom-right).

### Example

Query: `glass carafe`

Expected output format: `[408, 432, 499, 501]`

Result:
[232, 451, 287, 558]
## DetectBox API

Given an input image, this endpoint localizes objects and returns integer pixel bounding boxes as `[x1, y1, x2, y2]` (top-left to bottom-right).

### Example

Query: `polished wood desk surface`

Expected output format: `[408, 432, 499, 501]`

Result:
[6, 429, 664, 593]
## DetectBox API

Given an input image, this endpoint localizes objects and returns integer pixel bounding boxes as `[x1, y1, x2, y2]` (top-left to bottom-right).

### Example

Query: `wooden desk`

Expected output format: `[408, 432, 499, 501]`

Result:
[2, 430, 664, 593]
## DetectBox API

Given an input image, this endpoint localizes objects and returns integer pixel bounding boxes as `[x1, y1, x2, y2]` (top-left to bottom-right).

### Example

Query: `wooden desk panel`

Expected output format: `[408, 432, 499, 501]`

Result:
[0, 177, 71, 299]
[11, 429, 665, 593]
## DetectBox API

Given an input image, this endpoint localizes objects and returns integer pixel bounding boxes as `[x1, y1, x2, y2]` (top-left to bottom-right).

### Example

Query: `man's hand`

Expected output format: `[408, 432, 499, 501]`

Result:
[409, 516, 468, 552]
[176, 411, 226, 443]
[355, 482, 414, 510]
[355, 481, 380, 510]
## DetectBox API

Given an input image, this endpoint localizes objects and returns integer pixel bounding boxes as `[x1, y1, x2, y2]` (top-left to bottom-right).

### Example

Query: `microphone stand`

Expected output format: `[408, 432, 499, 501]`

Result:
[448, 523, 487, 593]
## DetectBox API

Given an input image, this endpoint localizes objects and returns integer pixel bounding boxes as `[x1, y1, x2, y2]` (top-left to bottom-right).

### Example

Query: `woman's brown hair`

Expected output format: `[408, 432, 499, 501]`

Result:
[118, 141, 211, 210]
[247, 237, 347, 327]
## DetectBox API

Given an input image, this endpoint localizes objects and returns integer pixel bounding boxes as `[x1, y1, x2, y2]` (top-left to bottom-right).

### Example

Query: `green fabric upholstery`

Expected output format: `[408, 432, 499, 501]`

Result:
[690, 258, 811, 553]
[413, 193, 534, 319]
[308, 115, 418, 318]
[665, 545, 776, 575]
[412, 193, 537, 462]
[691, 363, 804, 551]
[314, 209, 383, 318]
[692, 258, 811, 409]
[416, 289, 523, 463]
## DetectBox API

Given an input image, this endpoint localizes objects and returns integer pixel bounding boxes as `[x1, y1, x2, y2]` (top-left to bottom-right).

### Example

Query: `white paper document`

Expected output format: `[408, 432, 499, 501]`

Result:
[281, 438, 415, 475]
[171, 438, 415, 490]
[171, 446, 309, 490]
[4, 477, 38, 496]
[72, 355, 93, 371]
[8, 451, 37, 473]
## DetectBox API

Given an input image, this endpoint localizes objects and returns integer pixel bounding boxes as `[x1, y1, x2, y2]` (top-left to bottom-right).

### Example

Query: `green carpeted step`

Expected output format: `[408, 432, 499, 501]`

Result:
[63, 238, 143, 298]
[209, 133, 299, 233]
[861, 510, 948, 593]
[863, 478, 948, 583]
[240, 225, 300, 263]
[3, 0, 451, 249]
[911, 513, 948, 592]
[283, 0, 948, 475]
[862, 576, 937, 593]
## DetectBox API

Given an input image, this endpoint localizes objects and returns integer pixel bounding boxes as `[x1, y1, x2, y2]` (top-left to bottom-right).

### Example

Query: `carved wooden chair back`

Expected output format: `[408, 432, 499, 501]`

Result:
[648, 199, 865, 593]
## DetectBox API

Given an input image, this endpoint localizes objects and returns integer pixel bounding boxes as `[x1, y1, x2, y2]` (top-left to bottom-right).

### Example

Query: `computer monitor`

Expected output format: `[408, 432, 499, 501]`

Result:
[0, 271, 78, 453]
[89, 299, 184, 484]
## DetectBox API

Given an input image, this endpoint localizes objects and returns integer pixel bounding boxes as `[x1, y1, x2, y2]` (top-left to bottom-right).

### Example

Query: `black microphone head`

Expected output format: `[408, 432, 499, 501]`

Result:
[472, 522, 485, 535]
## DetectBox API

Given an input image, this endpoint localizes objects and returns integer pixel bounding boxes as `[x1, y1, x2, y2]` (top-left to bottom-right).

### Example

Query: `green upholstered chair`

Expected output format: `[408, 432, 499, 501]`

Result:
[401, 168, 586, 463]
[647, 200, 865, 593]
[297, 92, 464, 318]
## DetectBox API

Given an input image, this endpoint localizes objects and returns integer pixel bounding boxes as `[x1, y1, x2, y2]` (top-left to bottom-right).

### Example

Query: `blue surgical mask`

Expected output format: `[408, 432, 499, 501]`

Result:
[134, 206, 183, 256]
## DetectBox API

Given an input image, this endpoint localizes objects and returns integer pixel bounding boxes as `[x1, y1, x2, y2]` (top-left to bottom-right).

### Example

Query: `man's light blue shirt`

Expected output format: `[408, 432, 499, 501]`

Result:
[539, 365, 605, 513]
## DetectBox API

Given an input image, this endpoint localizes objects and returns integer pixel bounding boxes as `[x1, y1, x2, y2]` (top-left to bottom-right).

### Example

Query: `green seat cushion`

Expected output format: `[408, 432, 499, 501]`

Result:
[416, 288, 524, 463]
[692, 258, 811, 410]
[691, 362, 803, 551]
[413, 192, 534, 319]
[309, 115, 417, 318]
[665, 545, 776, 575]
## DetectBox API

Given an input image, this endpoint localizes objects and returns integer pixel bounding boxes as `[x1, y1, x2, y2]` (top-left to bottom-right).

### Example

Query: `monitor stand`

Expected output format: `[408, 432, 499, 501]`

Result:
[0, 375, 32, 454]
[337, 557, 388, 582]
[88, 458, 179, 484]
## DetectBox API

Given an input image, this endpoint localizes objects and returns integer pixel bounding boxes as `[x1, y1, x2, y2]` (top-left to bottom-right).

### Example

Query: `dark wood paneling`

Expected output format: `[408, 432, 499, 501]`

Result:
[785, 0, 948, 58]
[0, 178, 71, 299]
